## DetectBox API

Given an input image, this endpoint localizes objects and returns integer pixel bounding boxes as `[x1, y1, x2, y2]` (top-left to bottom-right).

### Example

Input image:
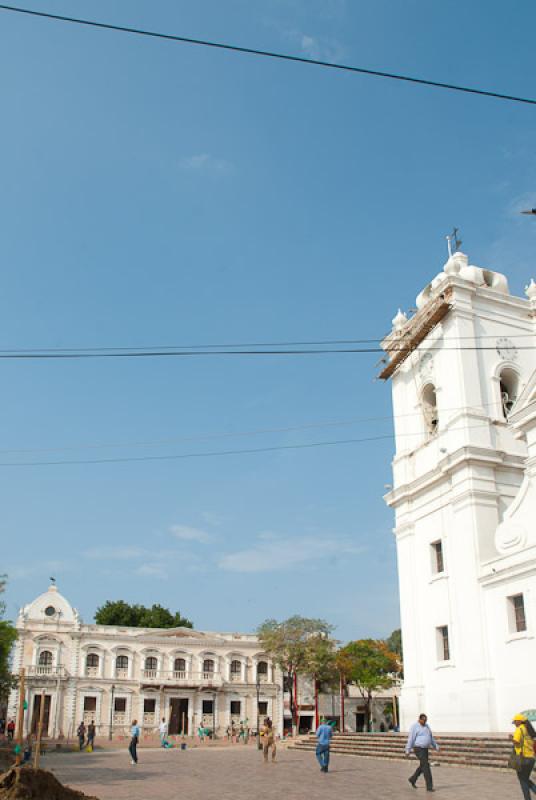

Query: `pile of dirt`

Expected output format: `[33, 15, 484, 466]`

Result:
[0, 751, 14, 774]
[0, 767, 99, 800]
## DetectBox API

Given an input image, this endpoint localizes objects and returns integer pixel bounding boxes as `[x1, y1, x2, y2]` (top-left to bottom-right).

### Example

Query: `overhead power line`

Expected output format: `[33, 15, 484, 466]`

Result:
[1, 4, 535, 106]
[0, 421, 499, 467]
[0, 332, 534, 354]
[0, 344, 534, 360]
[0, 399, 508, 456]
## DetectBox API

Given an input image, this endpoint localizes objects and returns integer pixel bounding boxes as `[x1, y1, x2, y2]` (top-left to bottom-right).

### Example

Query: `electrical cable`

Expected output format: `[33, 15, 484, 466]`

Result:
[0, 345, 534, 359]
[0, 399, 509, 455]
[0, 332, 534, 354]
[0, 421, 509, 467]
[0, 4, 535, 106]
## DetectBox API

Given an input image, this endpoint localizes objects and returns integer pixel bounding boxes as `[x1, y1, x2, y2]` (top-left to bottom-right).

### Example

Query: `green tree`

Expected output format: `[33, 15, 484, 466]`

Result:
[385, 628, 403, 678]
[94, 601, 193, 629]
[337, 639, 399, 731]
[385, 628, 402, 658]
[257, 616, 333, 733]
[0, 577, 18, 700]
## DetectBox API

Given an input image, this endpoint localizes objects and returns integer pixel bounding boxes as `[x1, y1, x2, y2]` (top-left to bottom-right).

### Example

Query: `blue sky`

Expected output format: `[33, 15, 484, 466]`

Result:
[1, 0, 535, 641]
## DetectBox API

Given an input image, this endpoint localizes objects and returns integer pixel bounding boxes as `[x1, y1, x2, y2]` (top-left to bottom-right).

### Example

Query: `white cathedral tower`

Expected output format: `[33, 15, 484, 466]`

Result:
[381, 248, 536, 732]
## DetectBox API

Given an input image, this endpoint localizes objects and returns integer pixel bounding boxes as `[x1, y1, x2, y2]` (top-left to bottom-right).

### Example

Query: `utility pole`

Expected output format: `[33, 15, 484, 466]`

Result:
[14, 669, 26, 767]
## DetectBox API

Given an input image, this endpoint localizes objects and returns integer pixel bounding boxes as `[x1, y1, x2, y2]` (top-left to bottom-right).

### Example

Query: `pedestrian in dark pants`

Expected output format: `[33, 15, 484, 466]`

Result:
[315, 718, 333, 773]
[406, 713, 439, 792]
[129, 719, 140, 765]
[77, 721, 86, 751]
[7, 720, 15, 740]
[511, 713, 536, 800]
[87, 721, 96, 751]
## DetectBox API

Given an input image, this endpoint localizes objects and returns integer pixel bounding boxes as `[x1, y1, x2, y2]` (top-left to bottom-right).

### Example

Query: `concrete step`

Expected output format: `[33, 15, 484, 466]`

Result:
[290, 733, 512, 770]
[294, 741, 508, 759]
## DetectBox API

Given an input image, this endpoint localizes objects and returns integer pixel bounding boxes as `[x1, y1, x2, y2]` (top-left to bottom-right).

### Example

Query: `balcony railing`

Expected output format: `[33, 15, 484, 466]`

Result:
[140, 669, 223, 686]
[27, 665, 68, 678]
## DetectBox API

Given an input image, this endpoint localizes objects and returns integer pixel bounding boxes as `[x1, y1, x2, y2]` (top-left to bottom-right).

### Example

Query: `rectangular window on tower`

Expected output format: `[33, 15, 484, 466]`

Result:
[431, 540, 444, 574]
[508, 594, 527, 634]
[436, 625, 450, 662]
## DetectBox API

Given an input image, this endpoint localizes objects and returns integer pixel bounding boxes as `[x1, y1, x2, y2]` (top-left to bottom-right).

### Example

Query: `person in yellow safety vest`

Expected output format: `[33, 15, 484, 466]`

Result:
[511, 713, 536, 800]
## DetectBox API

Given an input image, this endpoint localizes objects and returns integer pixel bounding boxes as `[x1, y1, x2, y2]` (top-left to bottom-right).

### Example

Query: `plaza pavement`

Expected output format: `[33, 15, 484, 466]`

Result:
[46, 743, 518, 800]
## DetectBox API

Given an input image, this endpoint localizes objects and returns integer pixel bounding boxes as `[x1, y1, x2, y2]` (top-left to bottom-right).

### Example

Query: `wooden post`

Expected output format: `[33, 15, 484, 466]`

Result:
[392, 695, 398, 728]
[181, 711, 185, 738]
[33, 691, 46, 770]
[14, 669, 26, 767]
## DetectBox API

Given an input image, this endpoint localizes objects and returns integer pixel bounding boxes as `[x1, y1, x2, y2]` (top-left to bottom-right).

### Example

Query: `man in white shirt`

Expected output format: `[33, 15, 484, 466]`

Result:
[159, 717, 168, 747]
[405, 713, 439, 792]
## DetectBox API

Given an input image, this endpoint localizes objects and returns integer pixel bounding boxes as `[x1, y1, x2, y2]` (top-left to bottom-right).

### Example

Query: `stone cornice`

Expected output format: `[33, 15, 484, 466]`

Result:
[479, 553, 536, 586]
[78, 634, 261, 650]
[386, 445, 525, 509]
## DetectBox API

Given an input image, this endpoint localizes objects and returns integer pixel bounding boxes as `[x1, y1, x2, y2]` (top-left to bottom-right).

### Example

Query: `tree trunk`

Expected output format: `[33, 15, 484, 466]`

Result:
[314, 676, 319, 730]
[287, 670, 295, 737]
[339, 673, 345, 733]
[293, 671, 299, 736]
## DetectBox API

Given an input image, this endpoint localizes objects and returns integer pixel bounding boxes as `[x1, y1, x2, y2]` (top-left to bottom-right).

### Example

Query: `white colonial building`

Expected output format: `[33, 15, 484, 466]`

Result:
[8, 585, 282, 739]
[381, 248, 536, 732]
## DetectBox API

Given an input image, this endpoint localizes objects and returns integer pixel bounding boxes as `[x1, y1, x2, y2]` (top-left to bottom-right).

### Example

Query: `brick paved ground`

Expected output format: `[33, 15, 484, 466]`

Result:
[47, 744, 518, 800]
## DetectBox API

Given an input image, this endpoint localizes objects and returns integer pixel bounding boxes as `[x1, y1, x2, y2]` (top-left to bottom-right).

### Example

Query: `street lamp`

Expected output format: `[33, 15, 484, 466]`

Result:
[108, 684, 115, 741]
[521, 209, 536, 215]
[256, 674, 262, 750]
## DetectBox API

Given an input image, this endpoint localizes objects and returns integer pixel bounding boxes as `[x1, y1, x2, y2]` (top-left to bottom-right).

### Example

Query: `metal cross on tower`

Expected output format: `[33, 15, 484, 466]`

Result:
[446, 227, 462, 257]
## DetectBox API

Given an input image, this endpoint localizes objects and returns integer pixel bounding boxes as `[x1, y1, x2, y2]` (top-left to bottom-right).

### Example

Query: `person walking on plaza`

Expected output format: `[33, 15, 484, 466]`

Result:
[159, 717, 168, 747]
[129, 719, 140, 765]
[87, 721, 96, 751]
[262, 718, 276, 763]
[315, 718, 333, 773]
[77, 721, 86, 751]
[511, 713, 536, 800]
[406, 713, 439, 792]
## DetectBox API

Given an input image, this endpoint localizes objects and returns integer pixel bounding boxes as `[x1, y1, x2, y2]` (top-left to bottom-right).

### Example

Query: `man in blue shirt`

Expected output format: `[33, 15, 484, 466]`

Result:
[315, 719, 333, 773]
[406, 713, 439, 791]
[129, 719, 141, 765]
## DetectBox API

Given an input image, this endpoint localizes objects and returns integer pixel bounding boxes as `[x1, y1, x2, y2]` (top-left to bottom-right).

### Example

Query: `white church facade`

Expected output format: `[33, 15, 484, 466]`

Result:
[381, 248, 536, 732]
[8, 585, 282, 739]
